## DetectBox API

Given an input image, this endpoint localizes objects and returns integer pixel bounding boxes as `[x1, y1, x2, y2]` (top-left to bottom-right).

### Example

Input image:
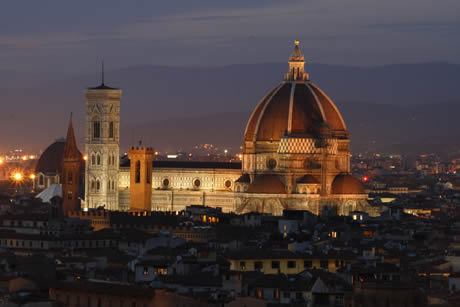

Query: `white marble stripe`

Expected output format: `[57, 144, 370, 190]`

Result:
[252, 82, 285, 142]
[287, 82, 296, 134]
[305, 82, 326, 122]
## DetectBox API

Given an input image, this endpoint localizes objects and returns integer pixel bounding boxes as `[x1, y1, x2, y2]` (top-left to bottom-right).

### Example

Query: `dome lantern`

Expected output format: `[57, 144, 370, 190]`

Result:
[285, 40, 309, 81]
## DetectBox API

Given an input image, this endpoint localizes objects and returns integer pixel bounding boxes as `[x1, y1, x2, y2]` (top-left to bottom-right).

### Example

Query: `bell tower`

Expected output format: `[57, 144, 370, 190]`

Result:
[128, 146, 154, 211]
[84, 65, 121, 210]
[62, 114, 82, 215]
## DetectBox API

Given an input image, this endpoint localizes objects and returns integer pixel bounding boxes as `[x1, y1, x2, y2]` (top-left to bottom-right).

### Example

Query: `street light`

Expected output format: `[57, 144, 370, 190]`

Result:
[13, 173, 22, 181]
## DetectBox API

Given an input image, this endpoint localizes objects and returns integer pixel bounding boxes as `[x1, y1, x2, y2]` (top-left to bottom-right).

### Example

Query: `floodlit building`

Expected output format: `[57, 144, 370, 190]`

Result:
[36, 41, 378, 216]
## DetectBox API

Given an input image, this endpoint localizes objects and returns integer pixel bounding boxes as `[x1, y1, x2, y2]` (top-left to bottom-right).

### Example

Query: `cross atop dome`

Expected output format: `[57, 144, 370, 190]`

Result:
[285, 40, 309, 81]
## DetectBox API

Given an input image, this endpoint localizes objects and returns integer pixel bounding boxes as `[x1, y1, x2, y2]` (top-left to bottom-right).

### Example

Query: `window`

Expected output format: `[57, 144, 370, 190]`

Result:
[97, 154, 101, 165]
[91, 180, 96, 192]
[68, 172, 73, 184]
[96, 180, 100, 192]
[93, 121, 100, 138]
[304, 260, 312, 268]
[92, 154, 96, 165]
[255, 261, 263, 270]
[112, 180, 115, 191]
[335, 295, 344, 306]
[109, 121, 114, 138]
[39, 175, 44, 185]
[283, 292, 290, 298]
[271, 261, 280, 269]
[240, 261, 246, 270]
[194, 179, 201, 188]
[107, 181, 111, 191]
[146, 164, 150, 184]
[143, 266, 149, 275]
[68, 191, 73, 200]
[287, 261, 296, 268]
[135, 161, 141, 183]
[320, 260, 329, 269]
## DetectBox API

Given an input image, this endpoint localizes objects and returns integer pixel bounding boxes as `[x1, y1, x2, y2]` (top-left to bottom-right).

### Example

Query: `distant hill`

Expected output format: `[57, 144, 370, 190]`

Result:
[0, 62, 459, 153]
[120, 101, 460, 156]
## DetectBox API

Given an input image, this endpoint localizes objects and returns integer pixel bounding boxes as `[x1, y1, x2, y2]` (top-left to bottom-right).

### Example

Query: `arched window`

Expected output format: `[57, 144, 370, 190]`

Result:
[112, 180, 115, 190]
[68, 172, 73, 184]
[67, 191, 72, 200]
[107, 180, 111, 191]
[135, 161, 141, 183]
[39, 175, 44, 186]
[93, 121, 100, 138]
[109, 121, 114, 138]
[91, 180, 96, 192]
[96, 180, 100, 192]
[91, 154, 96, 165]
[97, 154, 101, 165]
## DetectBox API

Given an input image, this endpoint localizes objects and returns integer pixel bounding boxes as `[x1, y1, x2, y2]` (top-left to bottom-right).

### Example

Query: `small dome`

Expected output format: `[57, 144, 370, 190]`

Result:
[331, 174, 365, 195]
[247, 175, 286, 194]
[35, 140, 66, 174]
[297, 175, 320, 184]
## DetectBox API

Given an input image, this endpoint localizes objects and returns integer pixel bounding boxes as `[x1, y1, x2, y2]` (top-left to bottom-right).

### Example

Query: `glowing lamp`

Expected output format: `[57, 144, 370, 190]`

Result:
[83, 155, 88, 161]
[362, 176, 369, 183]
[30, 174, 36, 180]
[13, 173, 22, 181]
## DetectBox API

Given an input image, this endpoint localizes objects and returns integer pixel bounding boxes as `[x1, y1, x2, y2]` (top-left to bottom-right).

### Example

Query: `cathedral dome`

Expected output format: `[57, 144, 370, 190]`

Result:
[244, 41, 348, 145]
[35, 139, 66, 175]
[331, 174, 365, 195]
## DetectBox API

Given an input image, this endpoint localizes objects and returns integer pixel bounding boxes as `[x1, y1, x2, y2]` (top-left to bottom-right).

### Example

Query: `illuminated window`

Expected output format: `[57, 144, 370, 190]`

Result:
[68, 172, 73, 184]
[135, 161, 141, 183]
[109, 121, 114, 138]
[93, 121, 100, 138]
[68, 191, 72, 200]
[143, 266, 149, 275]
[240, 261, 246, 270]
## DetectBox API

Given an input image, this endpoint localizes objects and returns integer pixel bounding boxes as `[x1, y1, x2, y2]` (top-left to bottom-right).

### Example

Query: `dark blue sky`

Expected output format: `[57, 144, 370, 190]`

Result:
[1, 0, 459, 75]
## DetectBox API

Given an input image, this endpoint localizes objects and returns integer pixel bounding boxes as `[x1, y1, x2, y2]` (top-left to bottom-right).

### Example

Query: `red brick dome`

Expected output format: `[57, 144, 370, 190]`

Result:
[247, 175, 286, 194]
[331, 174, 365, 195]
[244, 81, 348, 143]
[244, 41, 348, 146]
